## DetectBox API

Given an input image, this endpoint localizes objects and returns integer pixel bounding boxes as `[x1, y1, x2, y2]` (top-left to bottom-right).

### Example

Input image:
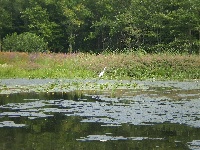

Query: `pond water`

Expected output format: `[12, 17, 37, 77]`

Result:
[0, 80, 200, 150]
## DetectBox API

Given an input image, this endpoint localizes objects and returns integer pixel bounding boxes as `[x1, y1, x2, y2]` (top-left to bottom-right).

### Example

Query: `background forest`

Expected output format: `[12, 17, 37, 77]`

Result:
[0, 0, 200, 53]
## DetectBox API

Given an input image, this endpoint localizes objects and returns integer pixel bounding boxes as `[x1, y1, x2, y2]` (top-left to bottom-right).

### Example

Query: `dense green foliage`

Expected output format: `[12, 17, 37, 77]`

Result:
[0, 0, 200, 53]
[3, 32, 47, 52]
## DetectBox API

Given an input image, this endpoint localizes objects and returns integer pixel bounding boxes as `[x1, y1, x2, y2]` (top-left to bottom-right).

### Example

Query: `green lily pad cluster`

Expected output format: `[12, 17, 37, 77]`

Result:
[0, 79, 143, 95]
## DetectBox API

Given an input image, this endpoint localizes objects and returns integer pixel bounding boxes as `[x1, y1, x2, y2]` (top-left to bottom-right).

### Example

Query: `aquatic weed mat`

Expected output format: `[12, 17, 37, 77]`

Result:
[0, 78, 147, 94]
[0, 79, 200, 127]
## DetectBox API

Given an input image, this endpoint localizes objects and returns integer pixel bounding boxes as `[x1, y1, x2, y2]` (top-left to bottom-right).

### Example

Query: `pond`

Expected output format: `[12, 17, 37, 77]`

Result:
[0, 79, 200, 150]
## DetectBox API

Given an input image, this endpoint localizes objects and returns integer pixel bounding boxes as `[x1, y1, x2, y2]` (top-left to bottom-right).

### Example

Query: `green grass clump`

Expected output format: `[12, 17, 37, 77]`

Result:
[0, 52, 199, 80]
[0, 52, 95, 79]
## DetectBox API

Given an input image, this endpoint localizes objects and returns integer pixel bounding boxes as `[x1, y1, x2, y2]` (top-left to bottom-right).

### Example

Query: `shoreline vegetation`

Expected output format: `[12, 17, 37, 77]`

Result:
[0, 51, 199, 80]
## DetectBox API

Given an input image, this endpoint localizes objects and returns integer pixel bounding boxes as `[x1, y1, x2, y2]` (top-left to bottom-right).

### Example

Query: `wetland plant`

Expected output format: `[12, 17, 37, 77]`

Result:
[0, 52, 199, 80]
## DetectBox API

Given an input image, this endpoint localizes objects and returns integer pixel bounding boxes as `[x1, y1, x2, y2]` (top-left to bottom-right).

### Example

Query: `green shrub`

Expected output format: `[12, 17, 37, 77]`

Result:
[2, 32, 47, 52]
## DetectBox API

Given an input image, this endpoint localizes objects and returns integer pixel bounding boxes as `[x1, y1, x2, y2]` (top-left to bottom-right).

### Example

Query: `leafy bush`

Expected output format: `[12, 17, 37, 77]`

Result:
[2, 32, 47, 52]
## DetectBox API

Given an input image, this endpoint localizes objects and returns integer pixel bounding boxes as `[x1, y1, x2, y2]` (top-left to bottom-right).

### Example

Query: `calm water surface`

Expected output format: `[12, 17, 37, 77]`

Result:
[0, 80, 200, 150]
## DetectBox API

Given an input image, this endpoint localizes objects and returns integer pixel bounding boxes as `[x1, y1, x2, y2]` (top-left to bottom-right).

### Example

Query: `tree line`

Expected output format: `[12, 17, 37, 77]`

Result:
[0, 0, 200, 53]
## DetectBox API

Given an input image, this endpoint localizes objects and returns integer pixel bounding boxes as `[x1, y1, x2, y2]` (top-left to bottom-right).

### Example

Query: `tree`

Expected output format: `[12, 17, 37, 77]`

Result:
[0, 5, 12, 51]
[58, 0, 92, 52]
[21, 3, 57, 50]
[3, 32, 47, 52]
[0, 0, 25, 51]
[0, 0, 200, 53]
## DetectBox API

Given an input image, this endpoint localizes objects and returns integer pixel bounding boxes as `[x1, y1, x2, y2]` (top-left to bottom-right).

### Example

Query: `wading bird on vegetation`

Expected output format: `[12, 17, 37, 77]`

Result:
[99, 67, 107, 78]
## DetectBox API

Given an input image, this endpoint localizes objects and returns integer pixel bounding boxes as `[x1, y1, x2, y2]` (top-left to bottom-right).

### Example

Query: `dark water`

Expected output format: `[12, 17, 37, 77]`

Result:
[0, 83, 200, 150]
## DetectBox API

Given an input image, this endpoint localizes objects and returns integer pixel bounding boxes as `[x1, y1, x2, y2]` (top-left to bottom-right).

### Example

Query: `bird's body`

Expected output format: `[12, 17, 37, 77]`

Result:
[99, 67, 106, 78]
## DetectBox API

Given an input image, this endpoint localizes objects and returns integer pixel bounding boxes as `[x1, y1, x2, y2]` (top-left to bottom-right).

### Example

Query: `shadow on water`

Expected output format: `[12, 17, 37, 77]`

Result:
[0, 85, 200, 150]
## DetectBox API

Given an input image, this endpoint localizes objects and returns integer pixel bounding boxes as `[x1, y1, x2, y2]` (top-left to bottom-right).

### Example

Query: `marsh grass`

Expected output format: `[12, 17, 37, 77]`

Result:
[0, 52, 199, 80]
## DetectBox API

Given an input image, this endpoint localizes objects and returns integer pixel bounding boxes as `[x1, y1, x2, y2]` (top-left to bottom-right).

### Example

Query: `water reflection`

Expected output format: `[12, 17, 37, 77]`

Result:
[0, 86, 200, 150]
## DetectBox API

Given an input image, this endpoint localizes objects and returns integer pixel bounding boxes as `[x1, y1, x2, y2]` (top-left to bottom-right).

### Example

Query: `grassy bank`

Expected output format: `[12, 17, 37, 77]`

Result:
[0, 52, 199, 80]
